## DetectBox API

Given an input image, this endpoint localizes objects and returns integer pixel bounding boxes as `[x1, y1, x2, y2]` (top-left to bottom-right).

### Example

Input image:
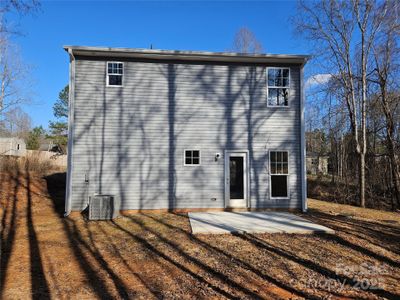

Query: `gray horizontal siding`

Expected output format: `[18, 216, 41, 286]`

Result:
[70, 57, 303, 210]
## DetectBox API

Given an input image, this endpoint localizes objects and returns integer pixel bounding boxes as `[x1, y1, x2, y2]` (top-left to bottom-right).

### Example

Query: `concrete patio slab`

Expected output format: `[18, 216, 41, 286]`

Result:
[188, 211, 334, 234]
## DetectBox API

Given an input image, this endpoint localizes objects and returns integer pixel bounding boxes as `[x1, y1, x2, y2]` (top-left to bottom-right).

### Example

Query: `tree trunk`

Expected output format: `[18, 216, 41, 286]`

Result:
[380, 89, 400, 210]
[340, 135, 344, 179]
[360, 24, 367, 209]
[360, 152, 366, 208]
[387, 132, 400, 210]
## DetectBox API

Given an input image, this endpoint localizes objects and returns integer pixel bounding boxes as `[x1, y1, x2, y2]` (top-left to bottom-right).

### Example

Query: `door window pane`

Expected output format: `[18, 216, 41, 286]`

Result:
[230, 156, 244, 199]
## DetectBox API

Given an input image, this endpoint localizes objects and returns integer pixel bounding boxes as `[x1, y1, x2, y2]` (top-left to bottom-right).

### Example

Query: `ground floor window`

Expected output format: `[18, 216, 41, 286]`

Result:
[270, 151, 289, 198]
[184, 150, 200, 166]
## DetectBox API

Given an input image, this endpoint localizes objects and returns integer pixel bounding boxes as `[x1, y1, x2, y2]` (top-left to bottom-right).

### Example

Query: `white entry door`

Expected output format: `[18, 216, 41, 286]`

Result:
[225, 151, 248, 208]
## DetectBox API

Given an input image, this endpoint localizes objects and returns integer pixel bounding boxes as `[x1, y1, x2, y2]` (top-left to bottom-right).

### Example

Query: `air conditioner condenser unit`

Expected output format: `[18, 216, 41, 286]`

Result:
[89, 194, 120, 220]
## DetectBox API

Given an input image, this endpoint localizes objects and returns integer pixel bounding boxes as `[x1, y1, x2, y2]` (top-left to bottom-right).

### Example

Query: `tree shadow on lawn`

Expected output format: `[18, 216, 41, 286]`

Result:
[43, 172, 400, 299]
[45, 172, 308, 298]
[44, 172, 134, 298]
[26, 169, 51, 299]
[0, 171, 19, 295]
[235, 232, 399, 300]
[1, 170, 51, 299]
[45, 172, 269, 298]
[304, 209, 400, 265]
[141, 212, 400, 299]
[137, 212, 320, 300]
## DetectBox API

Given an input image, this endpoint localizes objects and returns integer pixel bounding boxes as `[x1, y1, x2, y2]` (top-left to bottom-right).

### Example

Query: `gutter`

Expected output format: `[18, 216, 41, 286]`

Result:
[300, 63, 308, 212]
[64, 48, 75, 217]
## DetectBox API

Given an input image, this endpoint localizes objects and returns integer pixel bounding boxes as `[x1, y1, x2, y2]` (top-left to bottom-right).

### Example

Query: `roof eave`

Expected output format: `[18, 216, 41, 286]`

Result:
[63, 46, 310, 65]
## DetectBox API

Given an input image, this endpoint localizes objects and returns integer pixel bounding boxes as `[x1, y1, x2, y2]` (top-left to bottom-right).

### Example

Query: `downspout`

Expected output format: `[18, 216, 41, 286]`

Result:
[64, 48, 75, 217]
[300, 63, 307, 212]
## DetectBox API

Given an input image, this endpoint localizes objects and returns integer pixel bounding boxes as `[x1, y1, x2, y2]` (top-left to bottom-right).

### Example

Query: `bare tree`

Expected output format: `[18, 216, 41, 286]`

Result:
[232, 27, 263, 53]
[0, 37, 31, 113]
[2, 106, 31, 138]
[353, 0, 389, 207]
[370, 4, 400, 208]
[0, 0, 40, 34]
[0, 1, 38, 120]
[294, 0, 391, 207]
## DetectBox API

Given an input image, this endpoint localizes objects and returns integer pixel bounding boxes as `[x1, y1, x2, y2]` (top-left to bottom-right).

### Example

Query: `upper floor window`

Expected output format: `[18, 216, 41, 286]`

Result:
[107, 62, 123, 86]
[267, 68, 290, 106]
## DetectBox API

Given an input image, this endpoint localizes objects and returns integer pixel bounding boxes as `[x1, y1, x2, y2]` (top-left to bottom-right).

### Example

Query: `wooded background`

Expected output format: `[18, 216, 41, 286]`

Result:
[297, 0, 400, 210]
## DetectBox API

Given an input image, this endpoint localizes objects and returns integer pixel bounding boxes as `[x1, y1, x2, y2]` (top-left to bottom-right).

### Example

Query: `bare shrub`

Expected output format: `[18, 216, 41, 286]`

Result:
[0, 155, 65, 175]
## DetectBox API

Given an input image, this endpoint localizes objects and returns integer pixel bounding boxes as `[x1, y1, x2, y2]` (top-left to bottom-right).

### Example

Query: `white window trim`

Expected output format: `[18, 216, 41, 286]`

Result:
[183, 149, 201, 166]
[106, 61, 124, 87]
[269, 150, 290, 199]
[266, 67, 291, 108]
[224, 150, 250, 208]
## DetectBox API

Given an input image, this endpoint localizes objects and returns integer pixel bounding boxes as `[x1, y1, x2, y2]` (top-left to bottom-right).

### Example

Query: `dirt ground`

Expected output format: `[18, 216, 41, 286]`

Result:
[1, 171, 399, 299]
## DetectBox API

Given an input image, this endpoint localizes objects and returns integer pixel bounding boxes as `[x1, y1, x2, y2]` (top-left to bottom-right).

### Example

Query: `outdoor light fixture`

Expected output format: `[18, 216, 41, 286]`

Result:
[215, 153, 221, 161]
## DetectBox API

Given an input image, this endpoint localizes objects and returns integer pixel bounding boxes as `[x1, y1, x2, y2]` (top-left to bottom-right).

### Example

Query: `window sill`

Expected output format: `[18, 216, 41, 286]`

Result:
[270, 197, 290, 200]
[267, 105, 290, 108]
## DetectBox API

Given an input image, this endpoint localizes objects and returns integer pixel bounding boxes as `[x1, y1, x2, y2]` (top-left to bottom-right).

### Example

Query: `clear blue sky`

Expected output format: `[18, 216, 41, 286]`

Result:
[12, 0, 309, 128]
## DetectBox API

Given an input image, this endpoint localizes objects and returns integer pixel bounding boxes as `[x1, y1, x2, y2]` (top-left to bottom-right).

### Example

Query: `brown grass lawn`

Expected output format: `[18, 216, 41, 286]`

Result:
[1, 171, 399, 299]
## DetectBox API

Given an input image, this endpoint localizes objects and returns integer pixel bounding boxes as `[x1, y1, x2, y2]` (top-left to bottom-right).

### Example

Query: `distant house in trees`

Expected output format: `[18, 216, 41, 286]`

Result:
[39, 139, 63, 153]
[0, 137, 26, 157]
[306, 152, 329, 175]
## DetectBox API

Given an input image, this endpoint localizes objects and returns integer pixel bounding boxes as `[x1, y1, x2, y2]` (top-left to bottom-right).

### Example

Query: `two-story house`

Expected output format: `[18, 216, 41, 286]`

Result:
[63, 46, 308, 215]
